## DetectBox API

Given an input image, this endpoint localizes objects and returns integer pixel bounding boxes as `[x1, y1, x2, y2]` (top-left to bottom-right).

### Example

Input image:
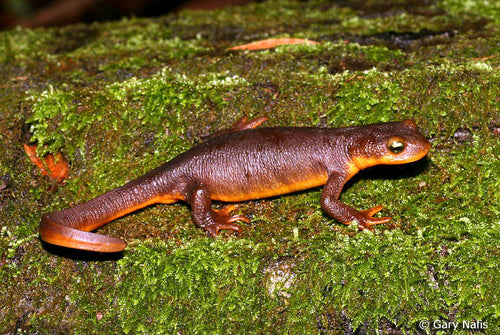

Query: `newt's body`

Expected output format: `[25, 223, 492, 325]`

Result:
[40, 117, 430, 253]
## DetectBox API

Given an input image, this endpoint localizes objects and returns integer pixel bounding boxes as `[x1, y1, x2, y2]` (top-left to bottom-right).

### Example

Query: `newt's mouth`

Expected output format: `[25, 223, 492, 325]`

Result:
[352, 139, 431, 170]
[414, 140, 432, 161]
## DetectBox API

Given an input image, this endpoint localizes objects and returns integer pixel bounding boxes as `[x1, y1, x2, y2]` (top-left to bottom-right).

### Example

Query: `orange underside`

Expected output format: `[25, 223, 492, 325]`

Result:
[76, 173, 332, 232]
[211, 173, 329, 202]
[79, 194, 181, 232]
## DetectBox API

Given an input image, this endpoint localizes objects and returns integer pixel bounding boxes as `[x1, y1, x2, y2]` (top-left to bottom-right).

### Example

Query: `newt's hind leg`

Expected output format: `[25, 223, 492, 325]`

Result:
[186, 183, 250, 237]
[229, 115, 268, 131]
[211, 115, 268, 138]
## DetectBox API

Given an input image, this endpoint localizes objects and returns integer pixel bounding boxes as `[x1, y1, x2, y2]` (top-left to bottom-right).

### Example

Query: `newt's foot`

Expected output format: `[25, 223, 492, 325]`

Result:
[204, 205, 250, 237]
[357, 205, 391, 231]
[230, 116, 268, 131]
[210, 116, 268, 138]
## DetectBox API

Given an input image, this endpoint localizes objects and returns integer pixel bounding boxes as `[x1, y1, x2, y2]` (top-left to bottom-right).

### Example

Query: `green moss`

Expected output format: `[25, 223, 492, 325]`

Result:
[441, 0, 500, 24]
[112, 227, 499, 333]
[115, 239, 268, 333]
[328, 68, 406, 124]
[0, 27, 53, 64]
[26, 67, 251, 193]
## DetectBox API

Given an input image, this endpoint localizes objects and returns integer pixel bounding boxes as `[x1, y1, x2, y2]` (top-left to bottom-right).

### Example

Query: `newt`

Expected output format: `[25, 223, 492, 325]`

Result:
[39, 116, 431, 253]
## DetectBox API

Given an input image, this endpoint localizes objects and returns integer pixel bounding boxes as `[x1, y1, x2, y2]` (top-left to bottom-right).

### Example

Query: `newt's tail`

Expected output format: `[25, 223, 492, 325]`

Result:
[39, 167, 175, 253]
[40, 214, 127, 252]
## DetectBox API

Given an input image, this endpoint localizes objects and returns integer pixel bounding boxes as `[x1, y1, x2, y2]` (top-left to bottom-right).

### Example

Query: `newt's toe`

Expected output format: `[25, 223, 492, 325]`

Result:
[227, 215, 250, 223]
[356, 206, 391, 230]
[215, 205, 237, 216]
[231, 116, 268, 131]
[205, 205, 249, 236]
[361, 205, 384, 217]
[206, 222, 243, 237]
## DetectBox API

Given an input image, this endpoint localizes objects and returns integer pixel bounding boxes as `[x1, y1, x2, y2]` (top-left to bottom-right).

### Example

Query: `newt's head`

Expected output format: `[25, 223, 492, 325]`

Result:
[349, 120, 431, 171]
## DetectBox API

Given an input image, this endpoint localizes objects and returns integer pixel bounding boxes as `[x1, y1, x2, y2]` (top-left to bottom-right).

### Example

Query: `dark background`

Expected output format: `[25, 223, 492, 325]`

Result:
[0, 0, 255, 29]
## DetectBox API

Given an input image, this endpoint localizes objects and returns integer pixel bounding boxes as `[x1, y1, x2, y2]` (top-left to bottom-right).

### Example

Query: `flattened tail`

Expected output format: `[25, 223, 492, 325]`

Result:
[40, 214, 127, 253]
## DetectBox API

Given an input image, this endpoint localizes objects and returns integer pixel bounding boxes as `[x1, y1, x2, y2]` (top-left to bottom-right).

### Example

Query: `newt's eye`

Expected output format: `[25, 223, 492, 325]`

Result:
[388, 138, 405, 154]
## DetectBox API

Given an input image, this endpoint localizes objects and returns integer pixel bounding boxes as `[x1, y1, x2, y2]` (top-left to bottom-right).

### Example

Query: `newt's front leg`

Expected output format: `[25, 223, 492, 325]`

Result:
[186, 182, 250, 236]
[320, 173, 391, 230]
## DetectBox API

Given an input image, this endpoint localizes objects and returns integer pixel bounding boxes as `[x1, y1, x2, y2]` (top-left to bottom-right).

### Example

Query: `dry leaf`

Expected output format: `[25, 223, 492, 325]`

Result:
[23, 143, 69, 183]
[229, 38, 319, 51]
